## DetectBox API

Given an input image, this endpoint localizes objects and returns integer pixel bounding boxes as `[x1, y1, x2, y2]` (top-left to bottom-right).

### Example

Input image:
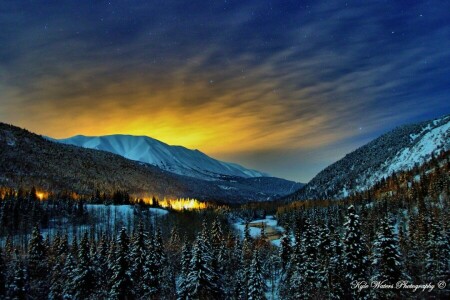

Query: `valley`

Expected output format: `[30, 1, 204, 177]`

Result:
[0, 114, 449, 299]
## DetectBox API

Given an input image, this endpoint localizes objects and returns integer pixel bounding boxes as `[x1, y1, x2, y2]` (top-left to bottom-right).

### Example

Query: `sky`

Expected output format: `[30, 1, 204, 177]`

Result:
[1, 0, 450, 182]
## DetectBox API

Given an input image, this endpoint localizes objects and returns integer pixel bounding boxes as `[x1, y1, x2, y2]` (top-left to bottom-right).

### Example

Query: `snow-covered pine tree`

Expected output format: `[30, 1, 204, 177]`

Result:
[95, 233, 109, 297]
[247, 250, 267, 300]
[109, 227, 133, 299]
[0, 247, 5, 297]
[211, 217, 224, 250]
[279, 225, 302, 299]
[28, 225, 46, 275]
[425, 214, 449, 285]
[371, 217, 406, 299]
[279, 233, 291, 271]
[72, 232, 97, 299]
[316, 222, 334, 298]
[143, 231, 161, 298]
[28, 225, 48, 299]
[176, 243, 191, 300]
[48, 246, 65, 300]
[168, 225, 181, 251]
[289, 219, 319, 299]
[184, 233, 221, 299]
[58, 233, 69, 256]
[7, 259, 27, 300]
[328, 227, 345, 300]
[343, 205, 369, 299]
[62, 252, 77, 297]
[130, 222, 147, 296]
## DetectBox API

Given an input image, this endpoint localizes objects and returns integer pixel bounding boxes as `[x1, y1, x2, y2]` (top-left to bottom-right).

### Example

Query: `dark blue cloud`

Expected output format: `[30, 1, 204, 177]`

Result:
[0, 0, 449, 182]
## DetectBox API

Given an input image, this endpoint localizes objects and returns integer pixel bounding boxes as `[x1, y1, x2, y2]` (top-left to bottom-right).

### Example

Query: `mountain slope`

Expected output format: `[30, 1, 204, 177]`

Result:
[0, 123, 300, 203]
[52, 135, 267, 181]
[288, 114, 450, 200]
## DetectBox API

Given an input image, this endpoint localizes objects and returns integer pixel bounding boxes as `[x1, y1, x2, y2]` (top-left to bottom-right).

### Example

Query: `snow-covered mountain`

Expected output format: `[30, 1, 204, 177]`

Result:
[288, 114, 450, 200]
[53, 134, 268, 181]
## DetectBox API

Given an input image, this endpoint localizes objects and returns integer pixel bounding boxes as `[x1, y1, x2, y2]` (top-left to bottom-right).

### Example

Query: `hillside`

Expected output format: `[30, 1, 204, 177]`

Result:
[288, 114, 450, 200]
[52, 134, 267, 181]
[0, 123, 300, 203]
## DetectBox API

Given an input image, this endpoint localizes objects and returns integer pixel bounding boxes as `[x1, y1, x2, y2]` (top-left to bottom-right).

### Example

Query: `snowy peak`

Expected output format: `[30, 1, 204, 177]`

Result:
[290, 114, 450, 200]
[54, 134, 268, 180]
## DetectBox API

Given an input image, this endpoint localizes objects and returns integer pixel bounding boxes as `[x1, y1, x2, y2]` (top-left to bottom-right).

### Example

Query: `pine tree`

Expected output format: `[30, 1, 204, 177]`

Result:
[0, 247, 5, 297]
[343, 205, 368, 299]
[109, 228, 133, 299]
[28, 225, 46, 275]
[8, 259, 27, 300]
[62, 252, 77, 298]
[279, 233, 291, 271]
[371, 217, 406, 299]
[247, 251, 267, 300]
[184, 233, 221, 299]
[130, 222, 147, 296]
[48, 248, 65, 300]
[176, 243, 191, 300]
[289, 219, 319, 299]
[328, 229, 345, 299]
[28, 225, 48, 299]
[95, 233, 110, 298]
[425, 215, 449, 284]
[72, 232, 96, 299]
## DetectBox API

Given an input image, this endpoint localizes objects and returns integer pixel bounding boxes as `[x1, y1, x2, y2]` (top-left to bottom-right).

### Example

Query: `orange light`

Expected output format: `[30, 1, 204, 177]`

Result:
[142, 197, 206, 211]
[35, 191, 48, 200]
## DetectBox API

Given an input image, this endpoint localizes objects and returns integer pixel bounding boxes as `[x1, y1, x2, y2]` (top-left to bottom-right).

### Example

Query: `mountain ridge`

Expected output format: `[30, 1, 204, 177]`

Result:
[51, 134, 268, 181]
[287, 114, 450, 201]
[0, 122, 301, 203]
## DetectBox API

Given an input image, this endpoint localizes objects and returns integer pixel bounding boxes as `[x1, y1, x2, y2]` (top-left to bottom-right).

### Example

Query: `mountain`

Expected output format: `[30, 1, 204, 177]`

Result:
[288, 114, 450, 200]
[52, 135, 267, 181]
[0, 123, 301, 203]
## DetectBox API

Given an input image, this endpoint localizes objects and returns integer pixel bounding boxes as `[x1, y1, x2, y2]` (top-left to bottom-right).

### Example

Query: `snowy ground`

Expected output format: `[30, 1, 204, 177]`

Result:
[1, 204, 169, 245]
[233, 215, 285, 247]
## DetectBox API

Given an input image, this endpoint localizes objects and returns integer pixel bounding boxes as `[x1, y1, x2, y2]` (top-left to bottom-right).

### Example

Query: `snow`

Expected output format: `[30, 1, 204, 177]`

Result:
[233, 216, 285, 246]
[85, 204, 169, 216]
[356, 117, 450, 194]
[0, 205, 169, 246]
[50, 134, 268, 181]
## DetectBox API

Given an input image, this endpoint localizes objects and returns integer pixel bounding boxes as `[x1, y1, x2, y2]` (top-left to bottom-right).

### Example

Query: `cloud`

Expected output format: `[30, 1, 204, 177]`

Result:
[1, 0, 449, 181]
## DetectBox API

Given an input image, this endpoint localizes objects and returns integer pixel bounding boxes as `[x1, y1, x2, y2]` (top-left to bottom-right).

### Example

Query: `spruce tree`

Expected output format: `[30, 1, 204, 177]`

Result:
[8, 259, 27, 300]
[185, 233, 221, 299]
[176, 243, 191, 300]
[130, 222, 147, 296]
[62, 252, 77, 297]
[371, 217, 406, 299]
[109, 228, 133, 299]
[343, 205, 368, 299]
[0, 247, 5, 297]
[28, 225, 47, 299]
[289, 219, 319, 299]
[279, 233, 291, 271]
[72, 232, 96, 299]
[247, 251, 267, 300]
[425, 215, 449, 285]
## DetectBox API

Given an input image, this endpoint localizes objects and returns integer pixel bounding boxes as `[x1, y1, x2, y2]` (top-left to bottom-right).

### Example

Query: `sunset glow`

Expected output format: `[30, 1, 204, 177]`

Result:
[1, 1, 449, 182]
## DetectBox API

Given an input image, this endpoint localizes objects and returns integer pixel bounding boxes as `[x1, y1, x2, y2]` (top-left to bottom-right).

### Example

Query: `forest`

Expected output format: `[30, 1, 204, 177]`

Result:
[0, 151, 449, 299]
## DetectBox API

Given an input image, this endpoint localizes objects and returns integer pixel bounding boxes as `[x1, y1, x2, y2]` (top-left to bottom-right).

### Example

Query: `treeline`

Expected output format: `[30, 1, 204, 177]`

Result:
[0, 188, 89, 238]
[0, 213, 279, 300]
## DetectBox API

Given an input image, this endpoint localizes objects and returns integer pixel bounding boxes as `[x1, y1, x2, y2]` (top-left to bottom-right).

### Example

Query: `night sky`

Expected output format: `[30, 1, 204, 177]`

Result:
[1, 0, 449, 182]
